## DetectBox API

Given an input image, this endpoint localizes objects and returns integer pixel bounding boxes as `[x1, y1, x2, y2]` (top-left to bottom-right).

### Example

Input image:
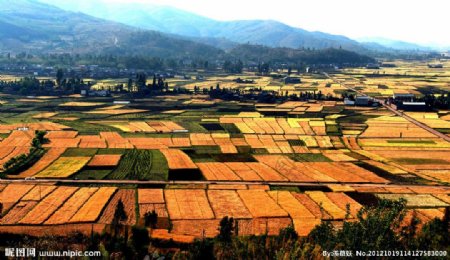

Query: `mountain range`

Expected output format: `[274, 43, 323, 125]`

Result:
[0, 0, 224, 58]
[37, 0, 441, 52]
[0, 0, 438, 68]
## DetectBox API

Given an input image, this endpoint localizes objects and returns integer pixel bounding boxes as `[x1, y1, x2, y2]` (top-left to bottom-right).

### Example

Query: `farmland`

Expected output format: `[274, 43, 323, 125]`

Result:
[0, 60, 449, 249]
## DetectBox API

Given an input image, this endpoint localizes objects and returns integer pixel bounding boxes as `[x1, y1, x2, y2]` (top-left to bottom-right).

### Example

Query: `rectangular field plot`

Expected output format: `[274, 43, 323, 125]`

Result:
[69, 187, 117, 223]
[19, 187, 79, 224]
[207, 190, 252, 219]
[164, 189, 214, 220]
[35, 157, 91, 178]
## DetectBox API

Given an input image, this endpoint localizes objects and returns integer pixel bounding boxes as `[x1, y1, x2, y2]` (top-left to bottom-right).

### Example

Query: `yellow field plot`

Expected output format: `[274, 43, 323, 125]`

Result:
[236, 112, 263, 118]
[292, 218, 322, 237]
[138, 189, 165, 204]
[17, 99, 45, 103]
[287, 118, 304, 128]
[190, 133, 216, 146]
[364, 160, 408, 174]
[277, 101, 306, 109]
[246, 162, 288, 181]
[342, 130, 363, 135]
[322, 152, 357, 162]
[224, 162, 261, 181]
[305, 191, 347, 219]
[294, 163, 337, 182]
[432, 194, 450, 204]
[0, 130, 34, 147]
[326, 193, 363, 218]
[359, 138, 450, 148]
[19, 187, 79, 224]
[151, 229, 195, 244]
[79, 135, 107, 148]
[0, 201, 38, 225]
[127, 138, 167, 149]
[45, 187, 99, 225]
[254, 118, 275, 134]
[278, 118, 304, 135]
[162, 121, 186, 131]
[207, 190, 252, 219]
[98, 105, 124, 110]
[35, 157, 90, 178]
[162, 110, 185, 114]
[171, 137, 191, 147]
[243, 118, 265, 134]
[416, 209, 446, 220]
[230, 137, 248, 146]
[275, 141, 294, 153]
[69, 187, 117, 223]
[32, 112, 58, 119]
[417, 171, 450, 183]
[406, 112, 450, 128]
[354, 150, 388, 162]
[164, 189, 215, 220]
[21, 185, 57, 201]
[361, 123, 435, 138]
[299, 136, 318, 147]
[244, 135, 264, 148]
[267, 191, 315, 219]
[108, 124, 133, 132]
[237, 190, 288, 218]
[327, 184, 355, 192]
[160, 149, 197, 170]
[129, 122, 156, 132]
[84, 109, 148, 115]
[377, 194, 449, 208]
[308, 121, 325, 127]
[235, 122, 255, 134]
[100, 132, 133, 148]
[315, 136, 333, 148]
[59, 102, 104, 107]
[306, 105, 323, 112]
[0, 184, 35, 213]
[197, 162, 241, 181]
[219, 145, 238, 154]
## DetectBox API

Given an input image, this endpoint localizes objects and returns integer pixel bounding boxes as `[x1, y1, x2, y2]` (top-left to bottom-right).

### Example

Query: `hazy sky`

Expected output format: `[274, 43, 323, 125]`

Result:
[79, 0, 450, 46]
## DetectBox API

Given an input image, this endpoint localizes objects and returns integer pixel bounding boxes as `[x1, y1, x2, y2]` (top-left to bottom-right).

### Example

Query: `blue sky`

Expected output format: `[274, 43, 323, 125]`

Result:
[47, 0, 450, 46]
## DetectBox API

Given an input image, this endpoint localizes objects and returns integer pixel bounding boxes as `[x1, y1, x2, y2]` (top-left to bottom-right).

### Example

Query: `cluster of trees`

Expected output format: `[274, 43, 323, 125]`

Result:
[229, 45, 375, 65]
[421, 93, 450, 109]
[223, 60, 243, 73]
[126, 74, 169, 94]
[0, 70, 90, 95]
[207, 84, 337, 103]
[0, 77, 55, 95]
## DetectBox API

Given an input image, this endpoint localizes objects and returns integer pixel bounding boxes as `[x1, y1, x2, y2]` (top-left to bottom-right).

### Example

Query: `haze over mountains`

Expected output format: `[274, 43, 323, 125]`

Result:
[0, 0, 225, 58]
[37, 0, 440, 52]
[0, 0, 440, 67]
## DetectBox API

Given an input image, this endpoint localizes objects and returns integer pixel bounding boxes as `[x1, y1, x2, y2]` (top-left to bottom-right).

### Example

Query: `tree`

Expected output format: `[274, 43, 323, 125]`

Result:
[217, 216, 234, 243]
[56, 69, 64, 88]
[111, 200, 127, 238]
[130, 226, 150, 258]
[144, 210, 158, 228]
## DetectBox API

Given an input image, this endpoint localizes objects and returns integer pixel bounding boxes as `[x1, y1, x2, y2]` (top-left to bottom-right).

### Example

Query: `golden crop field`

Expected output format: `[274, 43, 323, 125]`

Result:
[35, 157, 91, 178]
